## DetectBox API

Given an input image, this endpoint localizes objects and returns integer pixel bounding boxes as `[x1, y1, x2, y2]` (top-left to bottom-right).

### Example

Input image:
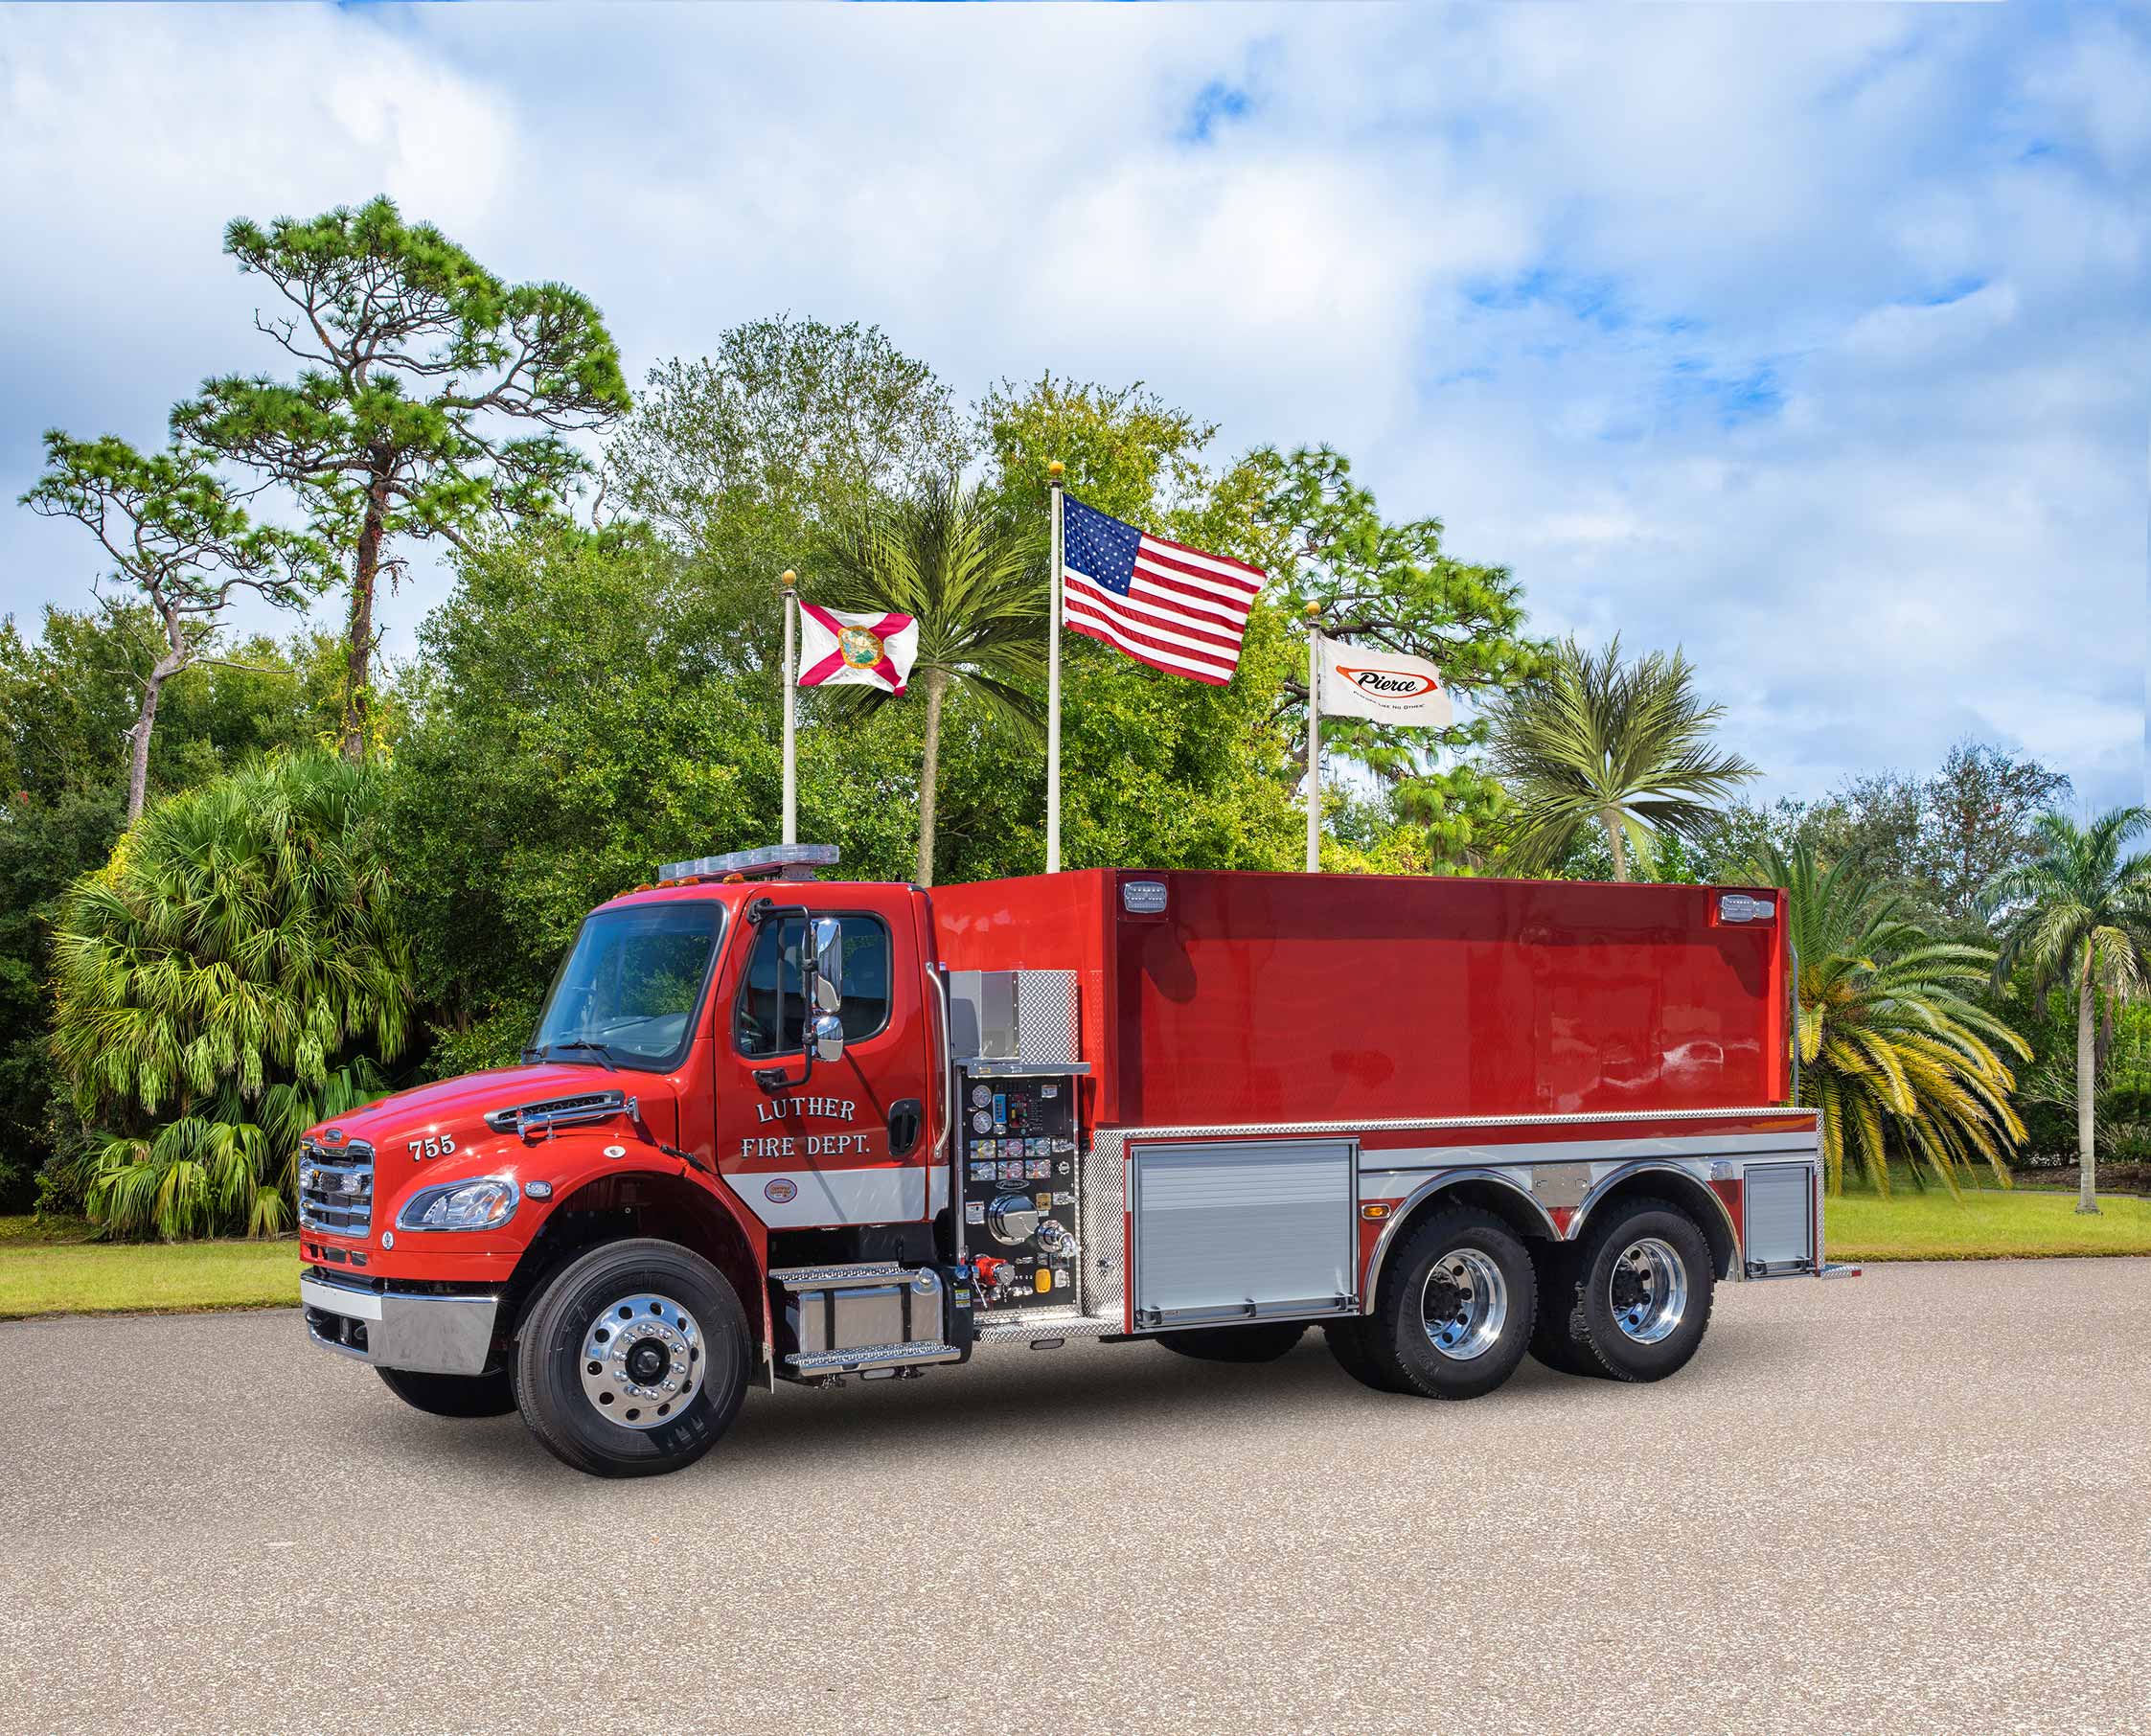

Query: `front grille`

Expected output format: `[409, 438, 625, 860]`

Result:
[298, 1140, 375, 1238]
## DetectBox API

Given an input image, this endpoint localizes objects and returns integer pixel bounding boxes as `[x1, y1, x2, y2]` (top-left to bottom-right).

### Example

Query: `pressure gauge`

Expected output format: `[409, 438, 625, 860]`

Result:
[972, 1110, 994, 1134]
[971, 1085, 993, 1108]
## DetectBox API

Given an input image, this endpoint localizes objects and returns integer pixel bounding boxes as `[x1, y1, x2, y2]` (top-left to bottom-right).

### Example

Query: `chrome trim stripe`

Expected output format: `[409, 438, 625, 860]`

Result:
[1106, 1106, 1811, 1141]
[1357, 1131, 1818, 1195]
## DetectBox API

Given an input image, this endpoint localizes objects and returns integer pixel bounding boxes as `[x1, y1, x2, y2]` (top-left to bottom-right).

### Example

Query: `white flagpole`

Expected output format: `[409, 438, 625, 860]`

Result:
[1305, 606, 1322, 873]
[1046, 460, 1064, 874]
[781, 569, 797, 846]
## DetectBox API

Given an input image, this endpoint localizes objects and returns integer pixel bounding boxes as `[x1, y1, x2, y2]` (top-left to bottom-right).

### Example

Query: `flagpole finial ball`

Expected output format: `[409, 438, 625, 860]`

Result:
[1048, 460, 1064, 479]
[781, 570, 796, 589]
[1304, 602, 1320, 620]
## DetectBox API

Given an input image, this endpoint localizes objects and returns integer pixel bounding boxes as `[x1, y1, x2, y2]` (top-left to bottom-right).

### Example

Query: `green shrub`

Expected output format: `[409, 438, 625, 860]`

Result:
[50, 752, 412, 1239]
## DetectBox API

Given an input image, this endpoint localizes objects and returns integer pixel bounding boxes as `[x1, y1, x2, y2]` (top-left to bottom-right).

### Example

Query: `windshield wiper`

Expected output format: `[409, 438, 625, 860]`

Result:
[536, 1040, 618, 1072]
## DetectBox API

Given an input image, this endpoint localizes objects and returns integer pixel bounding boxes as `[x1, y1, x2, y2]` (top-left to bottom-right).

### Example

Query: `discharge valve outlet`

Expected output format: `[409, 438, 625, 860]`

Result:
[1036, 1219, 1079, 1261]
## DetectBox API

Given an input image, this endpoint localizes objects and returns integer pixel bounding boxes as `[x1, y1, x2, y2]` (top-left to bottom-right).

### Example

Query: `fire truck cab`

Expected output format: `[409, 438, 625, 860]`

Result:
[297, 844, 1845, 1477]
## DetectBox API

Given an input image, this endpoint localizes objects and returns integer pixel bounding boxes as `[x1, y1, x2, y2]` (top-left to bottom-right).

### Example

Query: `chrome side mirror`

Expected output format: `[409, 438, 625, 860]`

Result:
[807, 916, 843, 1013]
[809, 1011, 846, 1064]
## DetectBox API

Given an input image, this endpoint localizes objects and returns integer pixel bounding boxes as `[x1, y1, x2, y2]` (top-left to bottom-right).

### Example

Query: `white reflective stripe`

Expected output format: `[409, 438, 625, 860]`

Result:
[1356, 1130, 1819, 1198]
[738, 1166, 926, 1228]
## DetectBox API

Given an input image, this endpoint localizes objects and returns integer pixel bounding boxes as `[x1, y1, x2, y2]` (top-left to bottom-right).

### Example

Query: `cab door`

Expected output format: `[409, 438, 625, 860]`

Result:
[712, 885, 936, 1234]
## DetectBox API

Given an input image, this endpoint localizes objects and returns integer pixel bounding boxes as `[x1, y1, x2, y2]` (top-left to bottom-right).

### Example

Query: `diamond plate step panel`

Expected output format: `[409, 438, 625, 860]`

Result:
[783, 1340, 962, 1374]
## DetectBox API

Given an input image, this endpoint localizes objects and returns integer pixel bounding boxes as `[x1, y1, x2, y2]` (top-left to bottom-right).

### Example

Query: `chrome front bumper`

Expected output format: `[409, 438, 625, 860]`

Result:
[301, 1276, 502, 1376]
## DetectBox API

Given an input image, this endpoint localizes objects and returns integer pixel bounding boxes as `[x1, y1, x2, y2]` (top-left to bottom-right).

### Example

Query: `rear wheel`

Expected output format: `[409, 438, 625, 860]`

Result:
[376, 1365, 515, 1418]
[1155, 1321, 1307, 1363]
[1570, 1199, 1715, 1382]
[514, 1237, 751, 1478]
[1526, 1241, 1607, 1379]
[1363, 1207, 1537, 1401]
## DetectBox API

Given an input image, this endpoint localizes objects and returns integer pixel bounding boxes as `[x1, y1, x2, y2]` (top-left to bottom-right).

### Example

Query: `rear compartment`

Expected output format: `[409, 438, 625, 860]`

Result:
[929, 867, 1791, 1127]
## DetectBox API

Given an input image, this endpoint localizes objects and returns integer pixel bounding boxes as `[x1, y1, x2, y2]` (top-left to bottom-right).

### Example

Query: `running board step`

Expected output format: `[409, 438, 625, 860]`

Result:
[784, 1340, 962, 1375]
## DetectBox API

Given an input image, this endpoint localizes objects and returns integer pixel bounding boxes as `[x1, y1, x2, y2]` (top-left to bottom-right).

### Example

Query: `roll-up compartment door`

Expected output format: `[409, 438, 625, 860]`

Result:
[1130, 1137, 1358, 1328]
[1743, 1161, 1819, 1277]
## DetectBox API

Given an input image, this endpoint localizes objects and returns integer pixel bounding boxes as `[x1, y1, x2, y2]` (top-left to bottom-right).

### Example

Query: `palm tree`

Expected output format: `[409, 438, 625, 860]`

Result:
[1485, 634, 1756, 879]
[1983, 809, 2151, 1215]
[819, 477, 1045, 885]
[1764, 839, 2027, 1196]
[51, 751, 411, 1238]
[86, 1063, 387, 1241]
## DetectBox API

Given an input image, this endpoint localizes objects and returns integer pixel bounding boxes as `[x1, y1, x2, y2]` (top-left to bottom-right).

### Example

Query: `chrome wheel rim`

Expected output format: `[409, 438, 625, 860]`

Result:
[1609, 1238, 1687, 1344]
[1420, 1247, 1507, 1361]
[580, 1292, 701, 1429]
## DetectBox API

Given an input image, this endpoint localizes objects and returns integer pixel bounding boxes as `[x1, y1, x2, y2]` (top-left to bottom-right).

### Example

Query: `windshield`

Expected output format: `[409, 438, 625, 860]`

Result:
[529, 902, 724, 1072]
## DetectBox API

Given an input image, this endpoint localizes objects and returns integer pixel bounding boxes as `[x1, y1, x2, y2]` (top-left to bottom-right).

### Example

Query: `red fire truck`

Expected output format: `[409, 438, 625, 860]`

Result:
[297, 844, 1846, 1477]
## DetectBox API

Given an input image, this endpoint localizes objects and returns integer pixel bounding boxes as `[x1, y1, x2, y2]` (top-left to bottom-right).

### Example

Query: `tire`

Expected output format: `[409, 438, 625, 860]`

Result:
[513, 1237, 751, 1478]
[1322, 1317, 1406, 1394]
[1362, 1206, 1537, 1401]
[1525, 1241, 1608, 1379]
[1155, 1321, 1307, 1363]
[1569, 1198, 1716, 1383]
[376, 1365, 516, 1418]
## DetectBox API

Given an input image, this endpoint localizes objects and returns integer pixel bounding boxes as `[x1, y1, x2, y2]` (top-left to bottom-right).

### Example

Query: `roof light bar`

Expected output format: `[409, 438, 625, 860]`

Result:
[657, 842, 840, 882]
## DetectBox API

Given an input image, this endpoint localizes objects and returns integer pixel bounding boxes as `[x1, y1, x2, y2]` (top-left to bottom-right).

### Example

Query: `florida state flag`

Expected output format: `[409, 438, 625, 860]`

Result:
[796, 605, 919, 695]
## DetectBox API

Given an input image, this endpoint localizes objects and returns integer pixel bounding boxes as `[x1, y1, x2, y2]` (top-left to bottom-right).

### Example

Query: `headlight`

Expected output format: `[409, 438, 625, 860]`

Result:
[396, 1176, 519, 1233]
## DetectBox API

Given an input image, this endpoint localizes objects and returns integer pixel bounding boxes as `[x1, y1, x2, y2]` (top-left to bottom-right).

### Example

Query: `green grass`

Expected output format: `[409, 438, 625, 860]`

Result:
[3, 1176, 2147, 1319]
[0, 1217, 300, 1319]
[1826, 1182, 2151, 1261]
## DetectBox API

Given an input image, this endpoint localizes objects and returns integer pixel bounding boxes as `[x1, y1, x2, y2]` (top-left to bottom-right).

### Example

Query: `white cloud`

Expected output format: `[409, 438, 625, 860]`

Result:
[0, 2, 2142, 813]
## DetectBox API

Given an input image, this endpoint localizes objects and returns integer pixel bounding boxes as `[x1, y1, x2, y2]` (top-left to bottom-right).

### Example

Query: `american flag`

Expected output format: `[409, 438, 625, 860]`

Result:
[1060, 495, 1265, 685]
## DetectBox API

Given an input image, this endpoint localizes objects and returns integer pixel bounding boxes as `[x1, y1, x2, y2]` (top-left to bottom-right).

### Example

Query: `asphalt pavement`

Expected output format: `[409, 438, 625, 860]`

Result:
[2, 1258, 2146, 1735]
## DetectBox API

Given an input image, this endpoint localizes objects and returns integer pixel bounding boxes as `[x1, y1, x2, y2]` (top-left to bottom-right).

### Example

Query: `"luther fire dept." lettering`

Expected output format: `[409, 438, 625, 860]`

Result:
[741, 1094, 867, 1159]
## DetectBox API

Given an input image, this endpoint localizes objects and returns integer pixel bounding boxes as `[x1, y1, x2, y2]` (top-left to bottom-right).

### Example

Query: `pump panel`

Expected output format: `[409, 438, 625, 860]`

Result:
[957, 1065, 1082, 1313]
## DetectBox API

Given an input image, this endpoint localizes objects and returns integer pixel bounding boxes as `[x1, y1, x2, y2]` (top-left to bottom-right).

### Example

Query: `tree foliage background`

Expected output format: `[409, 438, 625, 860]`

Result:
[0, 208, 2094, 1229]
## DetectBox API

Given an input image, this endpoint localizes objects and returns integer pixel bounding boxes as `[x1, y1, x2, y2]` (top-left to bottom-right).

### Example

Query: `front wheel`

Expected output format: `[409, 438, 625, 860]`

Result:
[514, 1237, 751, 1478]
[376, 1365, 515, 1418]
[1362, 1206, 1537, 1401]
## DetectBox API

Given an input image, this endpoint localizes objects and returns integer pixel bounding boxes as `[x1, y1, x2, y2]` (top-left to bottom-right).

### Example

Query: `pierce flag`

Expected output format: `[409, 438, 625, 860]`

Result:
[796, 605, 919, 694]
[1316, 632, 1453, 728]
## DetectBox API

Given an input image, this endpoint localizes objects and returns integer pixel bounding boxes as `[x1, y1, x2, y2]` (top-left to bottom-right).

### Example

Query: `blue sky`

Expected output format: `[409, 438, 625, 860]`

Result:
[2, 3, 2145, 810]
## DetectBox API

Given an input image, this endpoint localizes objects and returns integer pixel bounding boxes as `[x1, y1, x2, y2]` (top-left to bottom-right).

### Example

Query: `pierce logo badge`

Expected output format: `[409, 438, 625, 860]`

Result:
[1335, 664, 1440, 698]
[764, 1177, 798, 1203]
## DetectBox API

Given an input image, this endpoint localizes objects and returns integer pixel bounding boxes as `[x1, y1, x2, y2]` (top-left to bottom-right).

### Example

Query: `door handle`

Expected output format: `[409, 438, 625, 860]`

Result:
[887, 1099, 924, 1157]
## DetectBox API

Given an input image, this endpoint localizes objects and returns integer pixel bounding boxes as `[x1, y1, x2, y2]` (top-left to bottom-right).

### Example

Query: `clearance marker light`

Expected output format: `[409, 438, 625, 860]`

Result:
[1362, 1203, 1391, 1221]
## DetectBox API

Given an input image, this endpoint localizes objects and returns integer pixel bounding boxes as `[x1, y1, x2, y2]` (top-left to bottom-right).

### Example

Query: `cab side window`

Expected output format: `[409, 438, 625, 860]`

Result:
[734, 915, 892, 1058]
